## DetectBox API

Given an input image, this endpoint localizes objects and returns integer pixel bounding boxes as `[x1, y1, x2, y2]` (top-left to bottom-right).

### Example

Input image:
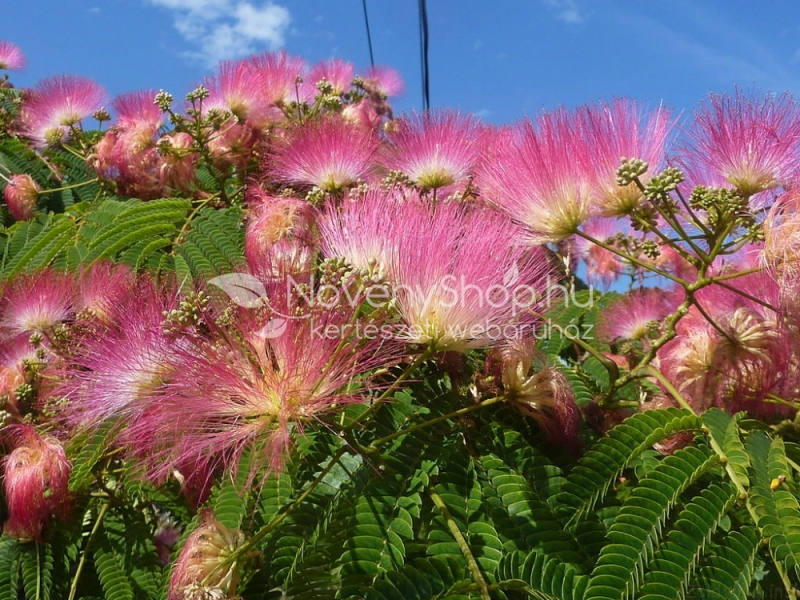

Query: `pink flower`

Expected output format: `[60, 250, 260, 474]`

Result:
[677, 89, 800, 196]
[269, 117, 380, 192]
[158, 132, 197, 192]
[204, 60, 270, 125]
[207, 121, 259, 170]
[168, 509, 244, 600]
[382, 111, 484, 191]
[657, 272, 789, 415]
[389, 202, 555, 351]
[247, 50, 309, 106]
[319, 188, 408, 279]
[341, 99, 382, 130]
[74, 261, 136, 325]
[487, 340, 582, 454]
[112, 90, 162, 156]
[579, 99, 673, 216]
[0, 335, 40, 418]
[2, 425, 71, 541]
[0, 269, 75, 341]
[245, 190, 318, 279]
[476, 111, 593, 243]
[763, 189, 800, 281]
[360, 65, 405, 98]
[113, 89, 162, 130]
[124, 277, 403, 481]
[3, 174, 40, 221]
[59, 278, 178, 427]
[0, 41, 26, 71]
[599, 288, 677, 343]
[305, 58, 354, 96]
[19, 75, 107, 146]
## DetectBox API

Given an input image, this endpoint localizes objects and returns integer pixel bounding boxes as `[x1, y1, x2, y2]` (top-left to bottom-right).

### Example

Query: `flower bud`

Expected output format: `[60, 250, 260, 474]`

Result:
[168, 509, 245, 600]
[493, 341, 582, 454]
[2, 425, 71, 541]
[4, 174, 40, 221]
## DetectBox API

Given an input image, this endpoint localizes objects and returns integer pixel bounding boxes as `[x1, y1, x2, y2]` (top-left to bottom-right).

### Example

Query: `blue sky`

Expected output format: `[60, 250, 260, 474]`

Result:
[3, 1, 800, 124]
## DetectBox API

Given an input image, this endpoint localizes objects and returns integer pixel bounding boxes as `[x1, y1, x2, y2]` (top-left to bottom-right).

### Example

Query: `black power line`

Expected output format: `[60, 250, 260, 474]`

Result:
[362, 0, 375, 68]
[418, 0, 430, 110]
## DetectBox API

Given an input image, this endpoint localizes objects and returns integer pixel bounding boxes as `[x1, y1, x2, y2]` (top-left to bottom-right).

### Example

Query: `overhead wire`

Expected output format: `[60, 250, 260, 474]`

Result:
[361, 0, 375, 68]
[418, 0, 430, 110]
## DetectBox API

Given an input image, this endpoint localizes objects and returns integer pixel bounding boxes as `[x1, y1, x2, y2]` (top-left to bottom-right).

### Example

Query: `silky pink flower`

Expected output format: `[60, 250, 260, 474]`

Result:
[159, 132, 197, 192]
[19, 75, 107, 146]
[489, 340, 582, 454]
[245, 191, 318, 279]
[204, 60, 269, 125]
[207, 121, 259, 171]
[390, 202, 555, 351]
[658, 273, 789, 414]
[383, 111, 484, 191]
[74, 261, 136, 325]
[319, 188, 408, 278]
[0, 335, 40, 418]
[0, 41, 26, 71]
[59, 278, 178, 427]
[763, 189, 800, 281]
[3, 174, 40, 221]
[113, 89, 162, 130]
[341, 99, 381, 130]
[2, 425, 71, 541]
[124, 278, 403, 481]
[111, 90, 162, 156]
[476, 110, 593, 243]
[0, 270, 75, 340]
[247, 50, 309, 105]
[361, 65, 405, 98]
[677, 89, 800, 196]
[269, 117, 380, 192]
[305, 58, 354, 96]
[168, 509, 244, 600]
[599, 288, 677, 343]
[579, 99, 673, 216]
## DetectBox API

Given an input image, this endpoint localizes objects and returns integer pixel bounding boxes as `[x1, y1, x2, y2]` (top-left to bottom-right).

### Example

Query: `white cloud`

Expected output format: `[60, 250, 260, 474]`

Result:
[148, 0, 290, 67]
[543, 0, 586, 25]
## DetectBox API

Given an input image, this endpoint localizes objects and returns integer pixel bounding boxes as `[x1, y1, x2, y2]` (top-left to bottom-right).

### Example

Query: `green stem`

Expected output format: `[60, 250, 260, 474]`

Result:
[172, 196, 214, 252]
[427, 486, 491, 600]
[710, 267, 764, 282]
[40, 178, 99, 194]
[67, 502, 109, 600]
[368, 396, 506, 448]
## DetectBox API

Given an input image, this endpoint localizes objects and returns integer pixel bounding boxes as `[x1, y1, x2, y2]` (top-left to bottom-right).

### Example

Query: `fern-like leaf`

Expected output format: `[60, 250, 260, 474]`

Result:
[555, 408, 702, 527]
[0, 536, 20, 600]
[20, 541, 54, 600]
[637, 482, 738, 600]
[584, 444, 718, 600]
[702, 408, 750, 489]
[691, 527, 760, 600]
[497, 551, 589, 600]
[747, 431, 800, 582]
